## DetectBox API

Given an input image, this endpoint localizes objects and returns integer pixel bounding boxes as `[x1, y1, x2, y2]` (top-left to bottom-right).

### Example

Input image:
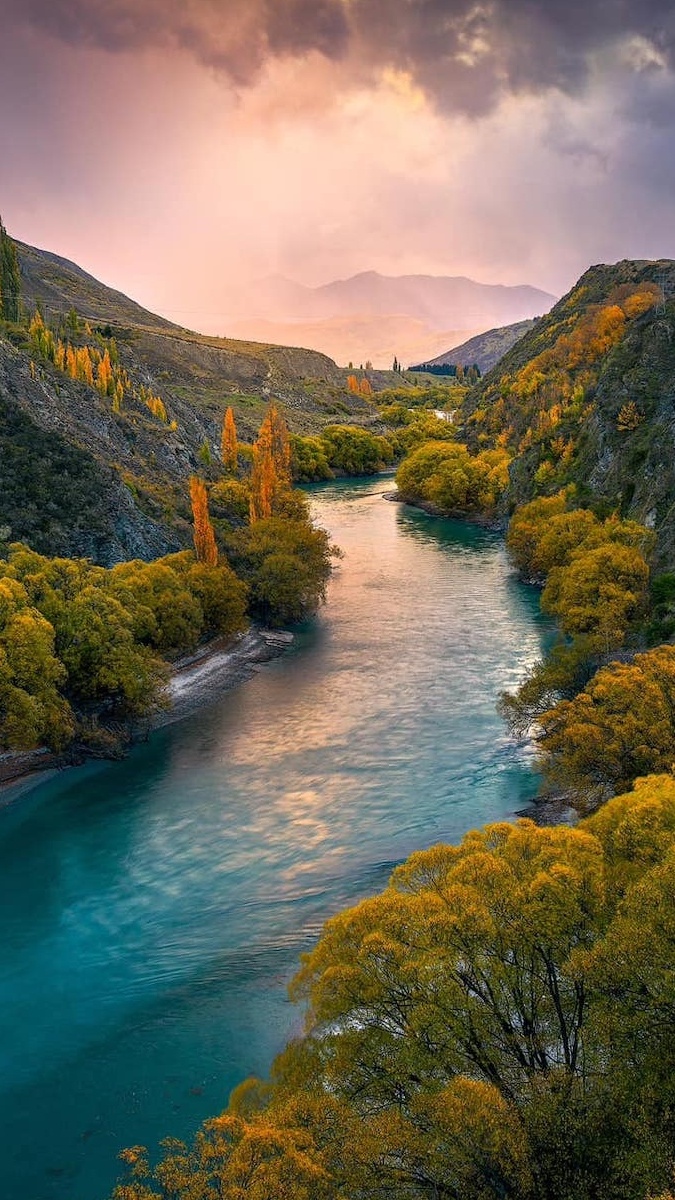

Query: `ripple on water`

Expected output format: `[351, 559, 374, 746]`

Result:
[0, 478, 550, 1200]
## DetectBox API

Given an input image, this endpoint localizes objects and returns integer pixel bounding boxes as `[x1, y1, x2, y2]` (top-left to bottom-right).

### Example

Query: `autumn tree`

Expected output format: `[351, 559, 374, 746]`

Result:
[0, 578, 74, 750]
[249, 404, 292, 523]
[96, 349, 114, 397]
[267, 402, 292, 487]
[227, 515, 334, 625]
[537, 644, 675, 810]
[396, 440, 510, 514]
[320, 424, 394, 475]
[221, 405, 238, 472]
[189, 476, 218, 566]
[249, 420, 276, 523]
[541, 540, 649, 652]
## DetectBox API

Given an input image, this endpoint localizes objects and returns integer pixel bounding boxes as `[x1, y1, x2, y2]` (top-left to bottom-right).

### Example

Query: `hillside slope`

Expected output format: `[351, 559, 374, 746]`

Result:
[459, 259, 675, 563]
[0, 241, 393, 563]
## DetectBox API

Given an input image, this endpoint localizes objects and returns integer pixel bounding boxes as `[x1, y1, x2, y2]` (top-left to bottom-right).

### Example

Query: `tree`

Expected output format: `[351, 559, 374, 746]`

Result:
[537, 645, 675, 810]
[396, 441, 510, 514]
[541, 541, 649, 652]
[0, 216, 21, 322]
[249, 405, 292, 522]
[505, 493, 569, 580]
[189, 476, 218, 566]
[267, 403, 292, 488]
[320, 425, 393, 475]
[290, 434, 333, 483]
[221, 405, 238, 473]
[249, 418, 276, 523]
[227, 516, 335, 625]
[0, 579, 74, 750]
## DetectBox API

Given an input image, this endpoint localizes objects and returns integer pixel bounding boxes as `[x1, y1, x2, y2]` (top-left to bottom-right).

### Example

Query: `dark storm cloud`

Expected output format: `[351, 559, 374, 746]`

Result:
[6, 0, 675, 112]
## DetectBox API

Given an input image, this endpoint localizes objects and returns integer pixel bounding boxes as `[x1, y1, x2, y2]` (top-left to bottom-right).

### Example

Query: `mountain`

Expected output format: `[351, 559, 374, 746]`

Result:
[411, 319, 537, 374]
[227, 315, 480, 376]
[459, 259, 675, 563]
[227, 271, 556, 368]
[0, 241, 388, 565]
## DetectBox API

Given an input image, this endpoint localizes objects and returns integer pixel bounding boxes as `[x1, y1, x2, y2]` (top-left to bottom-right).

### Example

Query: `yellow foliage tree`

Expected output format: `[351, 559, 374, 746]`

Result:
[221, 406, 238, 473]
[249, 404, 291, 523]
[96, 348, 113, 397]
[189, 476, 218, 566]
[617, 400, 643, 431]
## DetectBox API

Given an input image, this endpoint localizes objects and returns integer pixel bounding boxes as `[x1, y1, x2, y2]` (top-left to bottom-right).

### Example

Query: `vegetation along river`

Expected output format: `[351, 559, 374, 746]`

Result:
[0, 477, 550, 1200]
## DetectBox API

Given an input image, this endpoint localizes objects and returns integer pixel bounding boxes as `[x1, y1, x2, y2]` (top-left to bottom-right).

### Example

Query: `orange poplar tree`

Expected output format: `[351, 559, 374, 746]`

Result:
[190, 475, 218, 566]
[267, 402, 292, 489]
[249, 403, 291, 523]
[221, 406, 238, 473]
[249, 421, 276, 523]
[96, 349, 113, 397]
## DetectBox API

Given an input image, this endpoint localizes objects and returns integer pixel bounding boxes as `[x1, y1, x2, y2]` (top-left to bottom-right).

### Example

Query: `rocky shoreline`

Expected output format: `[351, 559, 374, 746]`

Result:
[0, 625, 294, 803]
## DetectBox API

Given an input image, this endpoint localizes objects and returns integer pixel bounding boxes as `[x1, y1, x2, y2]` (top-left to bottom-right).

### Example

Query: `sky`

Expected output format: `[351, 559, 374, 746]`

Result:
[2, 0, 675, 329]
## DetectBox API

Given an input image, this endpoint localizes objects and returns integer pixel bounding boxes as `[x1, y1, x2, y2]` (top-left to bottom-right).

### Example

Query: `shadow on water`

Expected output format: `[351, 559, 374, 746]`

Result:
[0, 476, 550, 1200]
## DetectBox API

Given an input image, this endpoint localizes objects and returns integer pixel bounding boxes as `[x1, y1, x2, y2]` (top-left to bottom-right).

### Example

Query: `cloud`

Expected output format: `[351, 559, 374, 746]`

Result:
[6, 0, 675, 114]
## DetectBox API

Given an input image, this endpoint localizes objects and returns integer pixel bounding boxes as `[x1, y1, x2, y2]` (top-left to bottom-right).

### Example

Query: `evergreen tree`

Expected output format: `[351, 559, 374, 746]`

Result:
[0, 217, 21, 322]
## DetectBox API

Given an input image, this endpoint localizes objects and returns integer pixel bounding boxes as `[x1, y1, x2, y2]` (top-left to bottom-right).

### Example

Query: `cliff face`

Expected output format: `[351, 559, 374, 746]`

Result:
[460, 259, 675, 566]
[0, 241, 381, 563]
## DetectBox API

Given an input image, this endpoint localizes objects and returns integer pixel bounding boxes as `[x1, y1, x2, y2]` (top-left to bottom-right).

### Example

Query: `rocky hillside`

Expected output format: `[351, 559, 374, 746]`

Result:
[0, 241, 391, 564]
[459, 259, 675, 564]
[413, 318, 536, 373]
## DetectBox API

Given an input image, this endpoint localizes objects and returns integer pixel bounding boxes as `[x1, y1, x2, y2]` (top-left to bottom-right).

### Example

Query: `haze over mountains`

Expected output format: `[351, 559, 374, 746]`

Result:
[224, 271, 556, 369]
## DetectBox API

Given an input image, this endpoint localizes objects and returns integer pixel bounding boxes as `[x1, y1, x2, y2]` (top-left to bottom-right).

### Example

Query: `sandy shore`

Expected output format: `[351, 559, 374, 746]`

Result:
[0, 625, 294, 802]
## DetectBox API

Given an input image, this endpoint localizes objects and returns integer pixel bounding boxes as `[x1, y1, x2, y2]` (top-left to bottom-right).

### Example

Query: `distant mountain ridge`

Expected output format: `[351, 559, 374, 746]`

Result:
[410, 319, 537, 374]
[243, 271, 554, 325]
[228, 271, 556, 368]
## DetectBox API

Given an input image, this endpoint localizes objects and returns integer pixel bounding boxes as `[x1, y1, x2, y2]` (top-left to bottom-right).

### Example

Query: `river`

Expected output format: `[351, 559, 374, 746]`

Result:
[0, 478, 549, 1200]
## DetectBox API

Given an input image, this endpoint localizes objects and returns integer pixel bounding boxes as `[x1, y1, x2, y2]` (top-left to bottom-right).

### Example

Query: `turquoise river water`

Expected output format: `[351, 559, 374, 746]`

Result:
[0, 478, 549, 1200]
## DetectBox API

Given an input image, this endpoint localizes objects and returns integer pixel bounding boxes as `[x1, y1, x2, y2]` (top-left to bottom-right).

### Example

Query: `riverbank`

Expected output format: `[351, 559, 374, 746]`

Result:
[0, 625, 294, 801]
[383, 488, 507, 533]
